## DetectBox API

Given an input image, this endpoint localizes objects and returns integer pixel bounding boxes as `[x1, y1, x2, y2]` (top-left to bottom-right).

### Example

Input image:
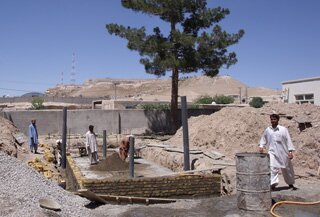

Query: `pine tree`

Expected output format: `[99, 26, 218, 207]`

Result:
[106, 0, 244, 132]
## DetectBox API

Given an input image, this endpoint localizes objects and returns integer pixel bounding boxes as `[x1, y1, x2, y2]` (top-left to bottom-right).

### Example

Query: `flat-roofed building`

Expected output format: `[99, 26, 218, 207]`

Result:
[282, 77, 320, 105]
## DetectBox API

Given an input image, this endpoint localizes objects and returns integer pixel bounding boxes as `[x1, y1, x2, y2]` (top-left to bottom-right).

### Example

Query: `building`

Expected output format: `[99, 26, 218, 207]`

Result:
[282, 77, 320, 105]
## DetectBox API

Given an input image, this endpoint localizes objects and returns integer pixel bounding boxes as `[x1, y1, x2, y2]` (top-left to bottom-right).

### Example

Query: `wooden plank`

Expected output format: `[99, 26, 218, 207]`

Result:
[97, 194, 176, 205]
[76, 189, 107, 204]
[203, 150, 225, 160]
[146, 144, 172, 148]
[164, 147, 203, 154]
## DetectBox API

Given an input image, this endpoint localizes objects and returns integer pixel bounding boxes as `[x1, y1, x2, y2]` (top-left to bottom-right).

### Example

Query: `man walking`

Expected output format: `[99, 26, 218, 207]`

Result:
[29, 119, 39, 154]
[259, 113, 296, 190]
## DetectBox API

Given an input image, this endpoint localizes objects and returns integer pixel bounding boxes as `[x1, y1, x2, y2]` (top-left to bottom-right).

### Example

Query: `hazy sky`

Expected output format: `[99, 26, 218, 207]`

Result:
[0, 0, 319, 96]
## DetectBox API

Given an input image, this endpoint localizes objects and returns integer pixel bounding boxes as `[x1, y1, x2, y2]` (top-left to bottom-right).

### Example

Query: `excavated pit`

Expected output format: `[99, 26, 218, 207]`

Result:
[62, 137, 221, 202]
[70, 151, 176, 179]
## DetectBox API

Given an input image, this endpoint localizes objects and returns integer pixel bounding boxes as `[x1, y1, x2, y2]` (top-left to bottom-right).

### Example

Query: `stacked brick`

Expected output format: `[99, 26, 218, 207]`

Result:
[66, 156, 220, 198]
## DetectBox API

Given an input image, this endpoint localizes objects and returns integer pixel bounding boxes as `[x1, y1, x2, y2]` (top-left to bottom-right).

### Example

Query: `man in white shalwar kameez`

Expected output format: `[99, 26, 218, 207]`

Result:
[86, 125, 99, 165]
[259, 113, 296, 190]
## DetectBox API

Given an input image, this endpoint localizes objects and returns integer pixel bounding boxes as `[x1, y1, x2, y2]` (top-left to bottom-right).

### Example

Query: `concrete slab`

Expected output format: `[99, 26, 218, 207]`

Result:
[71, 152, 175, 180]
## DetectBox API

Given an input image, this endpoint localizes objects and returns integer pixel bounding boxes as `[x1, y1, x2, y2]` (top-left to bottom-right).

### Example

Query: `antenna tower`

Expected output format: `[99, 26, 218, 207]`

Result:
[61, 71, 64, 85]
[70, 52, 76, 84]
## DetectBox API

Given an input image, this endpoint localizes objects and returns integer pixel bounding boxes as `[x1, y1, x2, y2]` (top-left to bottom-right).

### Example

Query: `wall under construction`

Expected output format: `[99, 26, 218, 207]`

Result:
[66, 156, 221, 198]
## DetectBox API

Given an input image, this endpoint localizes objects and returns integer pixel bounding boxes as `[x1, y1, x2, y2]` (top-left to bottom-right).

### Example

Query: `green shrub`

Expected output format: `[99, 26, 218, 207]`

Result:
[193, 95, 214, 104]
[137, 103, 170, 110]
[31, 97, 44, 110]
[212, 95, 234, 104]
[249, 97, 264, 108]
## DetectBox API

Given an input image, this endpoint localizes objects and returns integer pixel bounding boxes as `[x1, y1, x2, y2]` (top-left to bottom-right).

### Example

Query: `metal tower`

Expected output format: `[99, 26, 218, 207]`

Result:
[61, 71, 64, 85]
[70, 52, 76, 84]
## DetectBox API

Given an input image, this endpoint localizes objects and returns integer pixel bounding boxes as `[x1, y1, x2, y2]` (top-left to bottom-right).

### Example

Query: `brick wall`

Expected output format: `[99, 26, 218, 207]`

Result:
[66, 156, 221, 198]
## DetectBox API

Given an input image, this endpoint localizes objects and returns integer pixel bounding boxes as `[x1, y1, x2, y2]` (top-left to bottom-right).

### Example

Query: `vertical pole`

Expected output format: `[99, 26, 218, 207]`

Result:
[118, 113, 121, 134]
[61, 107, 67, 169]
[181, 96, 190, 171]
[103, 130, 107, 160]
[239, 87, 242, 104]
[129, 136, 135, 178]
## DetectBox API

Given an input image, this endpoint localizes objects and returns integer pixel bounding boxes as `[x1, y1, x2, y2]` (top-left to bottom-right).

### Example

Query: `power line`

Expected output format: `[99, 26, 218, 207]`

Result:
[0, 80, 55, 86]
[0, 87, 38, 93]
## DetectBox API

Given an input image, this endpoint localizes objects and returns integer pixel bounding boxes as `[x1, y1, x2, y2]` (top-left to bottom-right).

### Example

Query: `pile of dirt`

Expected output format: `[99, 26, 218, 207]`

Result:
[0, 116, 23, 157]
[90, 152, 129, 171]
[167, 102, 320, 176]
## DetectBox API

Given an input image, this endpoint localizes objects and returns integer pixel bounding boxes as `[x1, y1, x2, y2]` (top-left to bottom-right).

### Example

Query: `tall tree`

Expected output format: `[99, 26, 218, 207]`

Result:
[106, 0, 244, 132]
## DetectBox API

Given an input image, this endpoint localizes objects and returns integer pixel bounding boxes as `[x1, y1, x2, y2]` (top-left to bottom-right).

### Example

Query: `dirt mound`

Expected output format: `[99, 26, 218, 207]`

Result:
[90, 152, 129, 171]
[167, 102, 320, 176]
[0, 116, 22, 157]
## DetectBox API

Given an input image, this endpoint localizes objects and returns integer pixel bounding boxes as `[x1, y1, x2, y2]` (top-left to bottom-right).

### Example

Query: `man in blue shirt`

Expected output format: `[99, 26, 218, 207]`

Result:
[29, 119, 39, 154]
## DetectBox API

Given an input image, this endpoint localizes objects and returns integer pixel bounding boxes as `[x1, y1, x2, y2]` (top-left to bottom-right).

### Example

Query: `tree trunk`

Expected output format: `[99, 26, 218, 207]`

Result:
[170, 67, 179, 133]
[169, 20, 179, 133]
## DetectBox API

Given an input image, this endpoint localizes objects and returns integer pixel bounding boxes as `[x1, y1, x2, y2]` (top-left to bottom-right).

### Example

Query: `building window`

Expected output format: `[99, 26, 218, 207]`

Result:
[305, 94, 314, 100]
[295, 94, 314, 104]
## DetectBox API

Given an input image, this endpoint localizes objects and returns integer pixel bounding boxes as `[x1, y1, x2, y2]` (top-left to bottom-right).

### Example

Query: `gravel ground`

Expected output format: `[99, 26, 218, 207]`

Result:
[0, 152, 106, 217]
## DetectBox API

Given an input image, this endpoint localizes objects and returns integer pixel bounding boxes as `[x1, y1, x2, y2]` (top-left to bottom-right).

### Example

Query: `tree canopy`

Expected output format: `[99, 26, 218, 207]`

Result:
[106, 0, 244, 132]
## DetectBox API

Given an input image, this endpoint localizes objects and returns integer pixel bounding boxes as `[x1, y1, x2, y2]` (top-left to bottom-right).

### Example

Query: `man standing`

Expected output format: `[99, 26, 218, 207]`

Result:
[259, 113, 296, 190]
[85, 125, 99, 165]
[28, 119, 39, 154]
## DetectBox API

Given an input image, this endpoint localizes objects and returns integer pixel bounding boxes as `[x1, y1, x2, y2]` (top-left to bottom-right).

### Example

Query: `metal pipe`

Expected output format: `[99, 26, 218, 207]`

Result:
[61, 107, 67, 169]
[118, 113, 121, 134]
[129, 136, 135, 177]
[181, 96, 190, 171]
[103, 130, 107, 160]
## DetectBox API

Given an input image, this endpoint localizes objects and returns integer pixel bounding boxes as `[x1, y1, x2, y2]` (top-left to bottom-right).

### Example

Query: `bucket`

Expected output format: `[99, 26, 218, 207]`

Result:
[236, 152, 271, 211]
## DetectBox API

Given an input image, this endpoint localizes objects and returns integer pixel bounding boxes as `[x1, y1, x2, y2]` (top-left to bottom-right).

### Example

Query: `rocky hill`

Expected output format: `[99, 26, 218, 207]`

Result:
[45, 75, 280, 102]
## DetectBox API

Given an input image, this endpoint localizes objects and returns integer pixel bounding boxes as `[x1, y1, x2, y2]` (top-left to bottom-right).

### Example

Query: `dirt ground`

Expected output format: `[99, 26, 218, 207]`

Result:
[165, 102, 320, 178]
[0, 101, 319, 216]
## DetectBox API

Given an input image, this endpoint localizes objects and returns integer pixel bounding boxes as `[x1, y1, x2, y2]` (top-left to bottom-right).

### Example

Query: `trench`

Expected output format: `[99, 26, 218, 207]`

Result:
[50, 134, 221, 205]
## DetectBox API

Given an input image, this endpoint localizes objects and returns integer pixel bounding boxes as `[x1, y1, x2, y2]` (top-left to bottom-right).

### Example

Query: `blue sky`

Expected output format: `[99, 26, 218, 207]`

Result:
[0, 0, 319, 96]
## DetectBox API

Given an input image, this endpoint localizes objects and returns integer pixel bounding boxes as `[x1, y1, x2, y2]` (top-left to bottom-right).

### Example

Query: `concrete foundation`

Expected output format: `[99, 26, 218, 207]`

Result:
[66, 152, 221, 198]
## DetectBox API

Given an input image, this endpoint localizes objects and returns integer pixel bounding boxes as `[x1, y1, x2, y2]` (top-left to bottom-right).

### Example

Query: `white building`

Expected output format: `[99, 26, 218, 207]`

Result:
[282, 77, 320, 105]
